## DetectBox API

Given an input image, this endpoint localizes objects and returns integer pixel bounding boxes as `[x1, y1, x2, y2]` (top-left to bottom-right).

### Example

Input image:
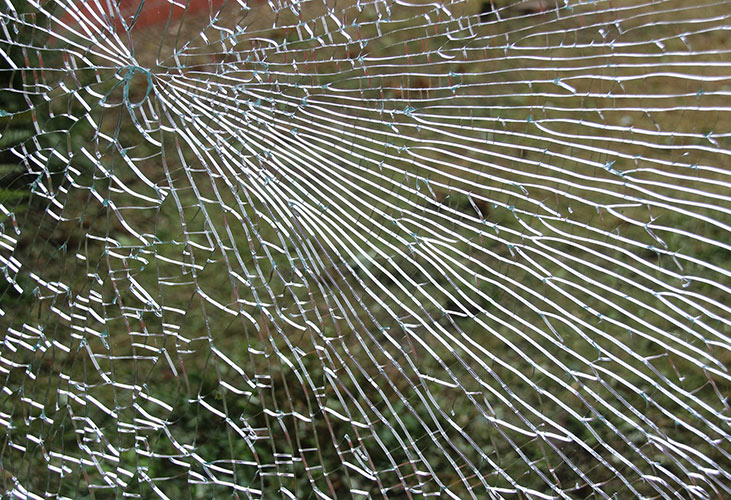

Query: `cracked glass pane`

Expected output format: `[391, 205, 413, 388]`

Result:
[1, 0, 729, 497]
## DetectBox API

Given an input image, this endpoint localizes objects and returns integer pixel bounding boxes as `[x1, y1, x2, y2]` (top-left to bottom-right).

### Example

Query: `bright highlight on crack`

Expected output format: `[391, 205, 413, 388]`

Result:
[0, 0, 729, 498]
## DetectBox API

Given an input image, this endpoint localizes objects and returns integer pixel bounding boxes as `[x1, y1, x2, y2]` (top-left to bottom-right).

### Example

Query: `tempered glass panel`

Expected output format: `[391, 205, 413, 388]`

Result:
[0, 0, 729, 497]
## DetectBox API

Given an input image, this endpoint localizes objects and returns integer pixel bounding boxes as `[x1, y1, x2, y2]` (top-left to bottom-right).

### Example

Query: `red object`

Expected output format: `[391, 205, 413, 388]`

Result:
[60, 0, 230, 33]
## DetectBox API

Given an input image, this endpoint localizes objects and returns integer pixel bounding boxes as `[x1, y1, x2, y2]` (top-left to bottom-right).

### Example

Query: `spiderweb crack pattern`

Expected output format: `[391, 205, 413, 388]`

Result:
[0, 0, 729, 498]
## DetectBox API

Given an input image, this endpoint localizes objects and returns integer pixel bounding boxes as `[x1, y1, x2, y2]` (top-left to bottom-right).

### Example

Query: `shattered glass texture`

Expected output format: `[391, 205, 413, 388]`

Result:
[0, 0, 729, 497]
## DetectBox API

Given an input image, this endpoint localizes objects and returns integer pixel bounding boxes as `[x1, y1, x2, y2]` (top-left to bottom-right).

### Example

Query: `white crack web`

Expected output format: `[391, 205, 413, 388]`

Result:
[0, 0, 729, 497]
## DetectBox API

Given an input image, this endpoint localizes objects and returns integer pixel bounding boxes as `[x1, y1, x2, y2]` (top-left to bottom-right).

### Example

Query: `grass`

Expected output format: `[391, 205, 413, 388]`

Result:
[1, 0, 729, 498]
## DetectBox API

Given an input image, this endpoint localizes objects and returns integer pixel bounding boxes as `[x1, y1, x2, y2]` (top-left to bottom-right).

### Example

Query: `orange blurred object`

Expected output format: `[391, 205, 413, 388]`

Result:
[60, 0, 231, 33]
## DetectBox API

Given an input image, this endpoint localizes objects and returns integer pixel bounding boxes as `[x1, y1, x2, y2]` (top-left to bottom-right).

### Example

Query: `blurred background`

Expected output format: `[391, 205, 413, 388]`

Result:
[1, 0, 729, 497]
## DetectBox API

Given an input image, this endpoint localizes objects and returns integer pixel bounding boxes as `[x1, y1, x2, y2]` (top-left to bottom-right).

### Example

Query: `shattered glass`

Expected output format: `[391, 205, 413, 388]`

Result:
[1, 0, 729, 497]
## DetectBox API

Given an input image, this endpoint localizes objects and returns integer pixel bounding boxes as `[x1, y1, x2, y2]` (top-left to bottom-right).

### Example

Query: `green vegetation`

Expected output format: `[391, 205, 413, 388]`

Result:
[1, 0, 728, 498]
